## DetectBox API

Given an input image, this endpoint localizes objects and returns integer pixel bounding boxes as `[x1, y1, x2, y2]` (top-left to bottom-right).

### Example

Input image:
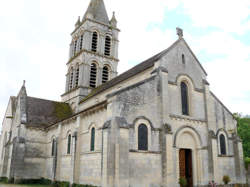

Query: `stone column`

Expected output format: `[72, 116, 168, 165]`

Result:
[165, 131, 175, 186]
[233, 136, 246, 184]
[203, 80, 216, 182]
[82, 63, 90, 87]
[72, 116, 81, 184]
[65, 73, 70, 92]
[55, 124, 62, 181]
[152, 65, 170, 187]
[97, 67, 102, 87]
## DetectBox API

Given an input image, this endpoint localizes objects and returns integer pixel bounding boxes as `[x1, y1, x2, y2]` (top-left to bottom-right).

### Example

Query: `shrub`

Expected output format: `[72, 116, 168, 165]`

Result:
[72, 184, 97, 187]
[0, 177, 8, 183]
[179, 177, 187, 187]
[14, 178, 52, 185]
[222, 175, 231, 184]
[53, 181, 70, 187]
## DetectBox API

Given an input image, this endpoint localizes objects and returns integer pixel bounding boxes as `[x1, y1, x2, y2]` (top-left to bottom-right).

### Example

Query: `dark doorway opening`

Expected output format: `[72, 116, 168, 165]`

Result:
[179, 149, 193, 187]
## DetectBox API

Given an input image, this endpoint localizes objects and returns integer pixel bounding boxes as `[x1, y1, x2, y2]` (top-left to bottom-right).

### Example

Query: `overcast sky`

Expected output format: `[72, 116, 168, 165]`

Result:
[0, 0, 250, 126]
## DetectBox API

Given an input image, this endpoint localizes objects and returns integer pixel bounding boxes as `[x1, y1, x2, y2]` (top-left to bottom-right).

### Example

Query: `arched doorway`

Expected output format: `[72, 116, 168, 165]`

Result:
[174, 126, 203, 187]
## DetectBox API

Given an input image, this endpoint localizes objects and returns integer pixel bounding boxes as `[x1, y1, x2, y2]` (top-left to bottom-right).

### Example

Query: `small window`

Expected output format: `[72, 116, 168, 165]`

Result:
[220, 134, 226, 155]
[90, 128, 95, 151]
[182, 54, 185, 64]
[75, 67, 79, 87]
[181, 82, 189, 115]
[69, 69, 74, 90]
[51, 138, 56, 156]
[79, 35, 83, 51]
[89, 63, 97, 88]
[138, 124, 148, 151]
[104, 36, 111, 56]
[67, 134, 71, 154]
[102, 66, 109, 83]
[91, 32, 98, 52]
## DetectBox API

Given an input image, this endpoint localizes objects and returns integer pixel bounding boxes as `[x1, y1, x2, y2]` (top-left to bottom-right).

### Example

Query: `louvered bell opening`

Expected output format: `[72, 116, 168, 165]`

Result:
[104, 36, 111, 56]
[102, 66, 109, 83]
[90, 64, 97, 88]
[79, 35, 83, 51]
[75, 68, 79, 87]
[91, 32, 98, 52]
[69, 71, 74, 90]
[74, 40, 77, 55]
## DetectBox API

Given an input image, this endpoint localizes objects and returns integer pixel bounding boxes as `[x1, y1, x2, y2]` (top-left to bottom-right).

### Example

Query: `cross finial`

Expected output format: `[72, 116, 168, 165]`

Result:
[176, 27, 183, 39]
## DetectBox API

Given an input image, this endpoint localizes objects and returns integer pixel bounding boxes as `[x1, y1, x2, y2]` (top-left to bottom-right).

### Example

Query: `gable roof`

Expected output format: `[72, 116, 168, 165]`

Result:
[80, 38, 207, 103]
[26, 97, 72, 128]
[83, 0, 109, 24]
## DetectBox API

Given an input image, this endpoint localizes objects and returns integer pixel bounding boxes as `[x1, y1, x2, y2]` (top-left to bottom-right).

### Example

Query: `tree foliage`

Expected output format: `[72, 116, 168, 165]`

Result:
[234, 113, 250, 167]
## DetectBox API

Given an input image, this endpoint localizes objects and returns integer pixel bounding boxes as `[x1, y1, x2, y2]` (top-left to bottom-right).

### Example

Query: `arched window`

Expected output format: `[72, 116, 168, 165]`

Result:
[102, 66, 109, 83]
[181, 82, 189, 115]
[104, 35, 111, 56]
[182, 54, 185, 64]
[79, 34, 83, 51]
[91, 31, 98, 52]
[89, 63, 97, 88]
[220, 134, 226, 155]
[75, 67, 79, 87]
[69, 69, 74, 90]
[67, 134, 71, 154]
[51, 138, 56, 156]
[138, 124, 148, 151]
[90, 128, 95, 151]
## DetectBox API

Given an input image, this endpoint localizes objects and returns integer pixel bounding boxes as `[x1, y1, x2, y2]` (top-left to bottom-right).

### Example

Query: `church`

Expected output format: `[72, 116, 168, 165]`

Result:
[0, 0, 247, 186]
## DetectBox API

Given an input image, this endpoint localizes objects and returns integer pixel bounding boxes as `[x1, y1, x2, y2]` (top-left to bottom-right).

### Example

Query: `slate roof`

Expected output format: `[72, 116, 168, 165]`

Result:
[84, 0, 109, 24]
[26, 97, 72, 128]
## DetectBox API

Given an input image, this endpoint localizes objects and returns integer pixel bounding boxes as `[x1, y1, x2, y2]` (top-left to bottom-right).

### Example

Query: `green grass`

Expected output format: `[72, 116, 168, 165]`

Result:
[0, 183, 53, 187]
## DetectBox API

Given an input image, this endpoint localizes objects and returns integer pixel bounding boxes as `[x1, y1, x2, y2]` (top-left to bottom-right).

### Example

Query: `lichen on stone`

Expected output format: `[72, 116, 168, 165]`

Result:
[53, 102, 72, 120]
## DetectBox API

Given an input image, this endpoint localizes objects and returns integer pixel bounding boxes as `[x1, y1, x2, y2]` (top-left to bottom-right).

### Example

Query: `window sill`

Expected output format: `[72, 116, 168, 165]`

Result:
[129, 149, 161, 154]
[218, 154, 233, 157]
[81, 150, 101, 155]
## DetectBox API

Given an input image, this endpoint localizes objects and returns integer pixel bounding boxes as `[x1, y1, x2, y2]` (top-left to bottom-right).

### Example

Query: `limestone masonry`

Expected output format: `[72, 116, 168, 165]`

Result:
[0, 0, 247, 186]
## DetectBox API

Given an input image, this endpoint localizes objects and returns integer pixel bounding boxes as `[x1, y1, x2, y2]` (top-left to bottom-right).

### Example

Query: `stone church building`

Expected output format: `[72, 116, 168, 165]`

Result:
[0, 0, 247, 186]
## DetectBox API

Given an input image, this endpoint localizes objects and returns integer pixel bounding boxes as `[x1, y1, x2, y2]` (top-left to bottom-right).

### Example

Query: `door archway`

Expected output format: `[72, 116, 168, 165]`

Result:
[174, 126, 203, 187]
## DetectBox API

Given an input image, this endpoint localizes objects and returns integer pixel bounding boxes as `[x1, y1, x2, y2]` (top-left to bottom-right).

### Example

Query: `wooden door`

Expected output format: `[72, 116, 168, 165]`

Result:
[179, 149, 186, 178]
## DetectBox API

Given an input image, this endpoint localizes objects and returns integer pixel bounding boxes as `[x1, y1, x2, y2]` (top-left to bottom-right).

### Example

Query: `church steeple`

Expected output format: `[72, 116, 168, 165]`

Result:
[83, 0, 109, 24]
[62, 0, 120, 109]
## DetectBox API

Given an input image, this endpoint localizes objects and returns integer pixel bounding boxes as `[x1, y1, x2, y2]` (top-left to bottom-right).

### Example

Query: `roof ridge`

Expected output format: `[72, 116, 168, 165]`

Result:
[27, 96, 62, 103]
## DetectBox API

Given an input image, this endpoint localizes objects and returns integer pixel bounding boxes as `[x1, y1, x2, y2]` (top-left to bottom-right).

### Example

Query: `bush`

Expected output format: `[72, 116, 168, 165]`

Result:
[72, 184, 97, 187]
[15, 178, 52, 185]
[53, 181, 70, 187]
[245, 157, 250, 169]
[0, 177, 8, 183]
[179, 177, 187, 187]
[222, 175, 231, 184]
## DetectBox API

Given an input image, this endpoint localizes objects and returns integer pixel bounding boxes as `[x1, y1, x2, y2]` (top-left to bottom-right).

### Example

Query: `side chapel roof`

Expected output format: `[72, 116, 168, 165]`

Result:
[25, 97, 72, 128]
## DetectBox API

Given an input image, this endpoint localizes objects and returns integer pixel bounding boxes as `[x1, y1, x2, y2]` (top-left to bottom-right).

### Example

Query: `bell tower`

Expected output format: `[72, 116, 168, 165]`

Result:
[61, 0, 119, 109]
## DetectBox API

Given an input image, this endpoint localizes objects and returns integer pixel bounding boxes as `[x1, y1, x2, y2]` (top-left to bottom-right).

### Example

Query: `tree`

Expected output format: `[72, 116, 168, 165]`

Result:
[234, 113, 250, 167]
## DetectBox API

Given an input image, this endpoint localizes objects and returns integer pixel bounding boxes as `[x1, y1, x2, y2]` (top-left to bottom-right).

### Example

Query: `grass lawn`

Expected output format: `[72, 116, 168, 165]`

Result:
[0, 183, 53, 187]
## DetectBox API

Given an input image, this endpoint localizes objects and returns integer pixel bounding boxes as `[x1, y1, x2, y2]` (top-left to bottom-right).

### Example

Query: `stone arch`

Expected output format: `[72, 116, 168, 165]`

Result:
[176, 75, 194, 116]
[174, 126, 202, 148]
[133, 117, 153, 151]
[216, 129, 229, 155]
[174, 126, 203, 186]
[132, 116, 154, 130]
